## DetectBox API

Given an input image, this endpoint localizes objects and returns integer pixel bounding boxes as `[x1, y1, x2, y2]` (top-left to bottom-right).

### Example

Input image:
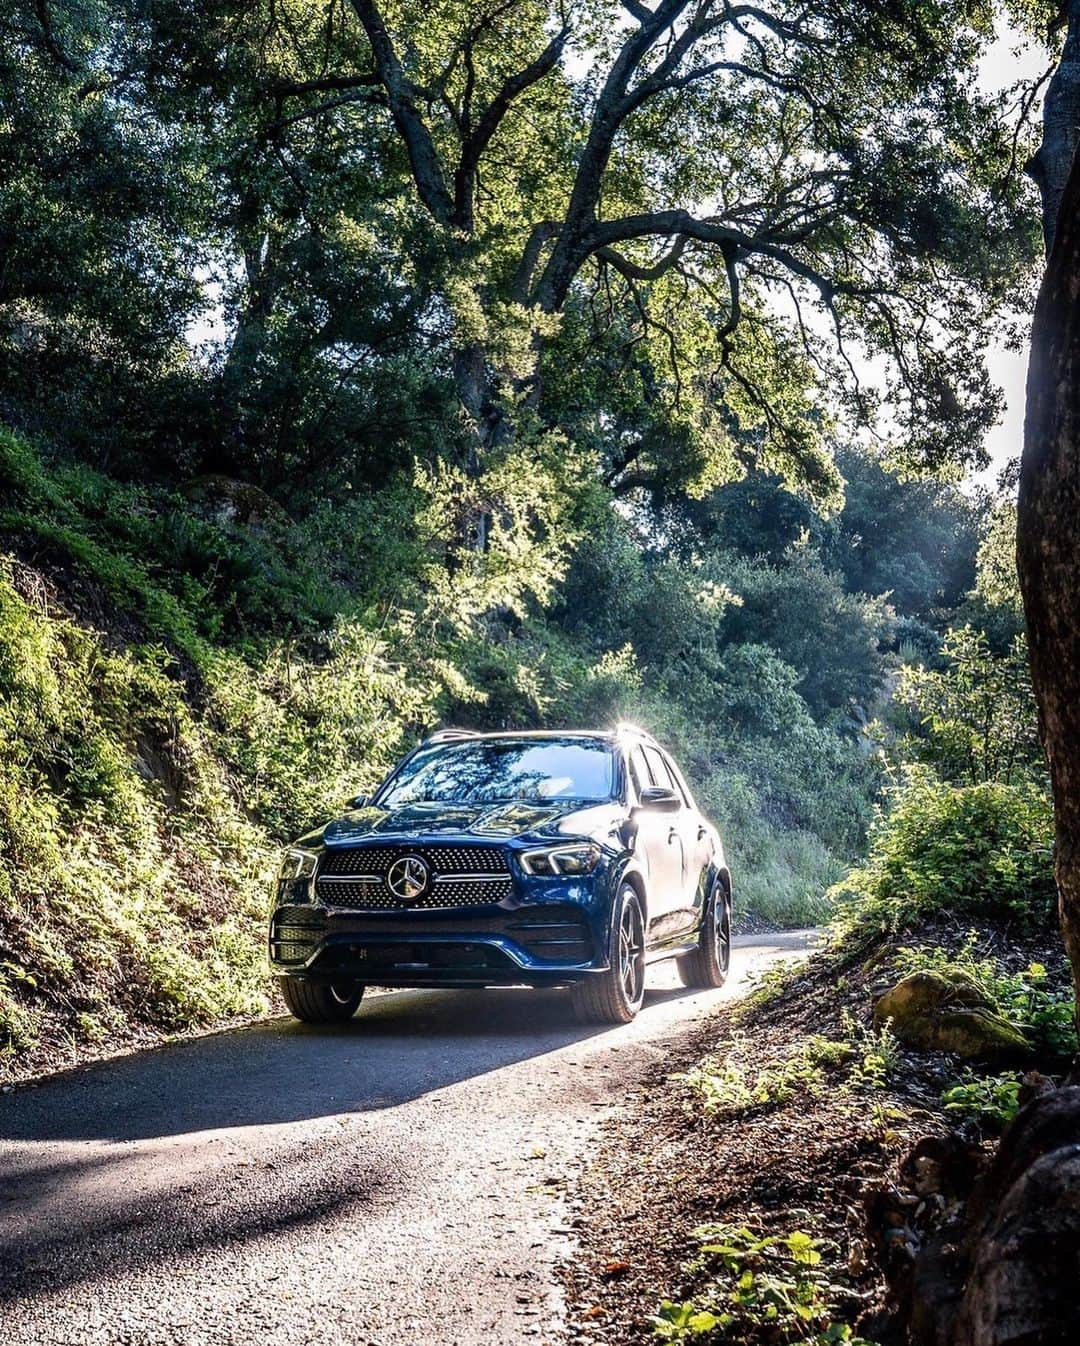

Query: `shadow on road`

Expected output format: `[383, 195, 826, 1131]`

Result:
[0, 980, 701, 1145]
[0, 977, 715, 1305]
[0, 937, 815, 1310]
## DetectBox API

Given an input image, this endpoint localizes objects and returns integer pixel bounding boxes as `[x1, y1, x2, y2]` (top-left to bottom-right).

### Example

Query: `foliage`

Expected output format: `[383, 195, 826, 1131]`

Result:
[828, 769, 1056, 943]
[941, 1071, 1023, 1131]
[963, 501, 1026, 644]
[0, 562, 271, 1055]
[651, 1225, 873, 1344]
[896, 626, 1042, 785]
[679, 1018, 896, 1117]
[821, 448, 982, 620]
[0, 0, 1040, 500]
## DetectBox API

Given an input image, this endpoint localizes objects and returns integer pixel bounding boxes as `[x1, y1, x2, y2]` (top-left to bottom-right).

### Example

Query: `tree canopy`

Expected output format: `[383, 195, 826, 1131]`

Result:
[2, 0, 1040, 510]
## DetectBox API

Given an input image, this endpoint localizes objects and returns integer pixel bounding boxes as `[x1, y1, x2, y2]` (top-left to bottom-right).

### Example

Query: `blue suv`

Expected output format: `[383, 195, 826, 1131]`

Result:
[269, 727, 731, 1025]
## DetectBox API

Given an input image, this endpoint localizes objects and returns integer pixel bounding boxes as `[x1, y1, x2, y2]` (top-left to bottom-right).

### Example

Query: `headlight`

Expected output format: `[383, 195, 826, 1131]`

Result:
[279, 847, 319, 882]
[520, 842, 602, 876]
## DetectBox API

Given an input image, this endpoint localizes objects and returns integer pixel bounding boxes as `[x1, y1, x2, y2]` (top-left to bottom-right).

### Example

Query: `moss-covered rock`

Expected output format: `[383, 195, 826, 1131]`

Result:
[873, 970, 1033, 1063]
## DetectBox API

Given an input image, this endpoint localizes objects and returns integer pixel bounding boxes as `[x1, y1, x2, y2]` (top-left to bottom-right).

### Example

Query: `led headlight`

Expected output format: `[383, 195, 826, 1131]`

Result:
[279, 847, 319, 882]
[520, 842, 601, 877]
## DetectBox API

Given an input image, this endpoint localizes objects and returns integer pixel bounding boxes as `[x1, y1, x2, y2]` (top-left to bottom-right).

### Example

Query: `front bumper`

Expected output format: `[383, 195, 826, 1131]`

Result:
[268, 876, 615, 988]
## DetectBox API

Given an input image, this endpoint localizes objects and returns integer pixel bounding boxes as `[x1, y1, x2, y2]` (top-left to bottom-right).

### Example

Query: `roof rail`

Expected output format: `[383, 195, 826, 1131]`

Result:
[424, 728, 481, 744]
[614, 721, 659, 745]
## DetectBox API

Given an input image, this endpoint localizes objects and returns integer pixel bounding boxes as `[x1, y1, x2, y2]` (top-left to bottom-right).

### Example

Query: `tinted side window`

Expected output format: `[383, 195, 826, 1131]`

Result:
[642, 746, 677, 793]
[628, 746, 652, 798]
[662, 752, 693, 807]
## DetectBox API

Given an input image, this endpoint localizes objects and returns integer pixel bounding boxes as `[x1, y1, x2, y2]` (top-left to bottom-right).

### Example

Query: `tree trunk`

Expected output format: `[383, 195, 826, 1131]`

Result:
[1018, 143, 1080, 1017]
[1027, 0, 1080, 252]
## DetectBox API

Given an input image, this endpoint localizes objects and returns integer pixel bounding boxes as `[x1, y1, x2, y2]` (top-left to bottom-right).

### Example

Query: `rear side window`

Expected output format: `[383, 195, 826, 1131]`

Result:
[662, 752, 694, 807]
[628, 746, 652, 799]
[642, 746, 675, 790]
[642, 745, 693, 806]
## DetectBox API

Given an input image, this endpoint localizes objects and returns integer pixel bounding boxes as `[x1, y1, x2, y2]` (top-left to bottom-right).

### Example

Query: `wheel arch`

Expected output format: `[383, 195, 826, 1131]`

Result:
[618, 863, 649, 925]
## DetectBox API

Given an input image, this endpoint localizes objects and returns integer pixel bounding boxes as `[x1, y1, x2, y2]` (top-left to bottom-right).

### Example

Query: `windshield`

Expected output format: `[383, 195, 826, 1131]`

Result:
[376, 738, 617, 808]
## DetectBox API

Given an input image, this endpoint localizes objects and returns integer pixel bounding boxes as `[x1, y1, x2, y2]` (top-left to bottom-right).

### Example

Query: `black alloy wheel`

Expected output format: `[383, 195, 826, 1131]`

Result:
[678, 880, 731, 989]
[571, 883, 647, 1024]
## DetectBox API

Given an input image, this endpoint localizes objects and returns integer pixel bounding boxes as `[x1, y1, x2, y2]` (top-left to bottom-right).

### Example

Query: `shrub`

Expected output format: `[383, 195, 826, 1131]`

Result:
[829, 769, 1055, 943]
[678, 1018, 896, 1117]
[652, 1225, 873, 1344]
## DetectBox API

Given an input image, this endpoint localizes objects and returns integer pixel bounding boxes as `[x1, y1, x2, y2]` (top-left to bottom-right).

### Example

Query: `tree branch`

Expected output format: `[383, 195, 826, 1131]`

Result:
[588, 210, 843, 305]
[270, 71, 383, 96]
[512, 220, 562, 301]
[34, 0, 79, 74]
[348, 0, 454, 223]
[535, 0, 728, 307]
[454, 22, 570, 227]
[595, 234, 690, 281]
[620, 0, 655, 23]
[262, 89, 387, 138]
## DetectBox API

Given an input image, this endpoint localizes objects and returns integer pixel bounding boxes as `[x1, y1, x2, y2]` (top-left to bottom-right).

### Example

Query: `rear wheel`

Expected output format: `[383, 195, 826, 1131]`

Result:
[280, 976, 365, 1024]
[571, 884, 646, 1025]
[678, 881, 731, 989]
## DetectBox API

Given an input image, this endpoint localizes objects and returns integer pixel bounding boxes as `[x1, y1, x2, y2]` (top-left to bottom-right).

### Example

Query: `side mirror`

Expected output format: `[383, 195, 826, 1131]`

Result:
[348, 793, 370, 809]
[637, 785, 681, 813]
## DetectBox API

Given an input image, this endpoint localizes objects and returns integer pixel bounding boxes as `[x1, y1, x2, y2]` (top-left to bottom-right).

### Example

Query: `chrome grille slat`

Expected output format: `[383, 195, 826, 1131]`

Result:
[319, 845, 509, 877]
[315, 843, 512, 910]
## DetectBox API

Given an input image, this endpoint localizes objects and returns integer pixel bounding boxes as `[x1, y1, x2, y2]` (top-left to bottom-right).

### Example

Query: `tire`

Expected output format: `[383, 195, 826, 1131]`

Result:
[280, 976, 365, 1024]
[678, 880, 731, 989]
[571, 883, 647, 1025]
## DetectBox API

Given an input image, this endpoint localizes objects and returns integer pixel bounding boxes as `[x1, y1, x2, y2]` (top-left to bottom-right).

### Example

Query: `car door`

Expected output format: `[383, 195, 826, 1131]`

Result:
[634, 744, 690, 942]
[661, 749, 714, 935]
[642, 745, 701, 937]
[626, 744, 683, 942]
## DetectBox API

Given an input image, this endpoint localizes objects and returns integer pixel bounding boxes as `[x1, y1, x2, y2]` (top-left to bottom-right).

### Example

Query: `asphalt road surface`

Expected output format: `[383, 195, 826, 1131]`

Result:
[0, 931, 816, 1346]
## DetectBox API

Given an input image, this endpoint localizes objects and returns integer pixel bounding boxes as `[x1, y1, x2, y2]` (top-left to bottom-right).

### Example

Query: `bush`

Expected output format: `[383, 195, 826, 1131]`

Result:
[829, 768, 1056, 943]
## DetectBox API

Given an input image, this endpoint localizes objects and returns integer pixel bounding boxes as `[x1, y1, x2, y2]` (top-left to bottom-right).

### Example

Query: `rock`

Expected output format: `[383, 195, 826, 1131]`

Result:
[873, 971, 1033, 1064]
[901, 1133, 986, 1200]
[953, 1086, 1080, 1346]
[891, 1088, 1080, 1346]
[180, 475, 292, 531]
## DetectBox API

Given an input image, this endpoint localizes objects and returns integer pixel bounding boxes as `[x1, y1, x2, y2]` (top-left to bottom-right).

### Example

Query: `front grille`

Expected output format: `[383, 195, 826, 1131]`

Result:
[315, 876, 514, 910]
[315, 843, 512, 910]
[319, 845, 509, 876]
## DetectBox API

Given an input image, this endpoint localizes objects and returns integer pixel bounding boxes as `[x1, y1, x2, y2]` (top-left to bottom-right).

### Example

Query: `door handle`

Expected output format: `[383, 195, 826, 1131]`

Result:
[697, 826, 708, 841]
[668, 827, 679, 843]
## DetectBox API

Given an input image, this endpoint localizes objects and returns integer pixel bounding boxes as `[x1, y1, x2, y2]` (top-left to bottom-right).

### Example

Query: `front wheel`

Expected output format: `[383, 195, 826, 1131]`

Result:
[678, 882, 731, 989]
[280, 976, 365, 1024]
[571, 884, 646, 1024]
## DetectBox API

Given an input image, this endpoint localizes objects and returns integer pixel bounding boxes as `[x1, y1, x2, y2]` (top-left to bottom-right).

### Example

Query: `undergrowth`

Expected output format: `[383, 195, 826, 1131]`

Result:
[827, 767, 1055, 947]
[652, 1224, 874, 1344]
[679, 1014, 899, 1117]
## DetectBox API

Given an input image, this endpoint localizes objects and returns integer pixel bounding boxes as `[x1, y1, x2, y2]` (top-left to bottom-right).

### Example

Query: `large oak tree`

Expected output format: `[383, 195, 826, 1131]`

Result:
[1019, 0, 1080, 1015]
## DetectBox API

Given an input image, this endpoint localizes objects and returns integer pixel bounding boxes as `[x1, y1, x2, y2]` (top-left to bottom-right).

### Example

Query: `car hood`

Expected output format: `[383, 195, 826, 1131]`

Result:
[303, 799, 623, 849]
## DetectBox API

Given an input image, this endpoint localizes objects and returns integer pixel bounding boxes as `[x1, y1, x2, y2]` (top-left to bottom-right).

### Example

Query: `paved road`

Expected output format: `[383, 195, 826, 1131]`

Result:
[0, 932, 815, 1346]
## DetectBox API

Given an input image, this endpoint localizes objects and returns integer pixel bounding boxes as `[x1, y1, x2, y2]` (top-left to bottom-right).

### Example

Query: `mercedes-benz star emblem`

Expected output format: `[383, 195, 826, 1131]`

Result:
[386, 854, 429, 902]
